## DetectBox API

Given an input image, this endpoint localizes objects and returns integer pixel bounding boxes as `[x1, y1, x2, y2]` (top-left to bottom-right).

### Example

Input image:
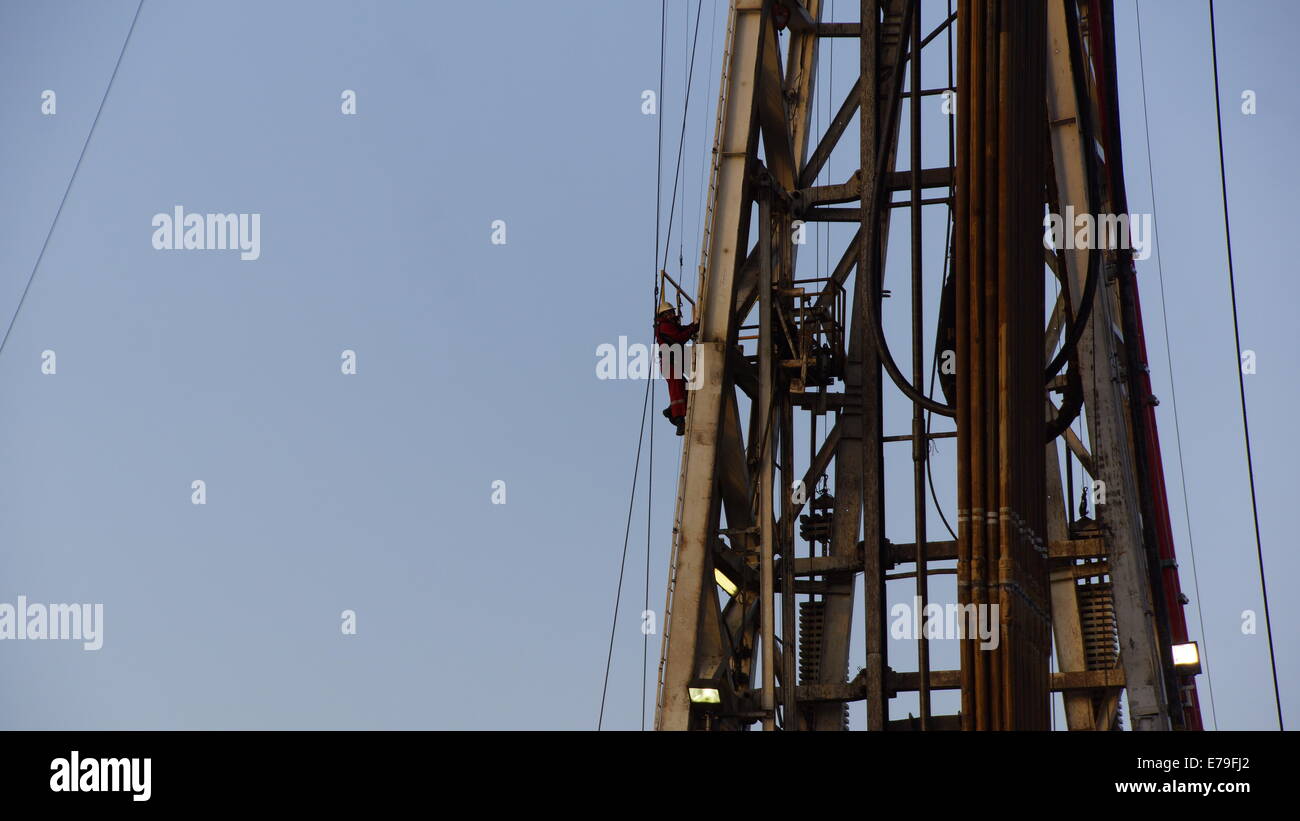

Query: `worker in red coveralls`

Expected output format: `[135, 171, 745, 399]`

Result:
[655, 300, 698, 436]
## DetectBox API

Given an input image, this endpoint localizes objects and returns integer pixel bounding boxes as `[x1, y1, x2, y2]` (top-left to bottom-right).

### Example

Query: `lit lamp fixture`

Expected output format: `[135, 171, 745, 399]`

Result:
[714, 568, 739, 597]
[1172, 641, 1201, 676]
[688, 678, 724, 709]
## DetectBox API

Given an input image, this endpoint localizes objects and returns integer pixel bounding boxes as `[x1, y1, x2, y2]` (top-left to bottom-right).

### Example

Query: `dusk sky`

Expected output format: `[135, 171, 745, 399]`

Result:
[0, 0, 1292, 730]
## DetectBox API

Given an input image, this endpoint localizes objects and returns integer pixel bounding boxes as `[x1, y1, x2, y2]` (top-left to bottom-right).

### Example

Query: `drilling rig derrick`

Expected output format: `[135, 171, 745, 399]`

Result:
[653, 0, 1203, 732]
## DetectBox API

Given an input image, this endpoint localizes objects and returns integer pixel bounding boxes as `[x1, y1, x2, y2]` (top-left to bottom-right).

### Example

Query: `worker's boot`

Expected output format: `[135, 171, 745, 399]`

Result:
[673, 417, 686, 436]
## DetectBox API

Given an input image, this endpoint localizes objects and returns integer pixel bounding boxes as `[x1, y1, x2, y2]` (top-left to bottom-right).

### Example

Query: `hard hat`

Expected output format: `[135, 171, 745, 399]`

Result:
[657, 300, 676, 316]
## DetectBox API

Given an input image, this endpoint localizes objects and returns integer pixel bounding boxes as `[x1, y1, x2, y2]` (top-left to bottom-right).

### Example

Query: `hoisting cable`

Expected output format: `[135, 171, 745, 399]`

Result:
[1134, 0, 1217, 729]
[1208, 0, 1282, 730]
[856, 0, 955, 417]
[601, 0, 669, 731]
[693, 0, 720, 299]
[924, 0, 957, 542]
[644, 0, 704, 728]
[644, 362, 654, 731]
[0, 0, 144, 360]
[678, 0, 689, 287]
[926, 213, 957, 542]
[599, 377, 653, 730]
[659, 0, 707, 270]
[642, 0, 668, 733]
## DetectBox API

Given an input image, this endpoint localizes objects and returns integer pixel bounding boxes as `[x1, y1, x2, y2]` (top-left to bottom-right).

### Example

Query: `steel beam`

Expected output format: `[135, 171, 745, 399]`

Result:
[1045, 0, 1169, 731]
[656, 0, 767, 731]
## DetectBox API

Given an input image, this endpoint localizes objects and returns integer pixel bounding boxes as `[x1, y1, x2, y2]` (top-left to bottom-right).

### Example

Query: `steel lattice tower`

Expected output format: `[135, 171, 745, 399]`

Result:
[653, 0, 1203, 731]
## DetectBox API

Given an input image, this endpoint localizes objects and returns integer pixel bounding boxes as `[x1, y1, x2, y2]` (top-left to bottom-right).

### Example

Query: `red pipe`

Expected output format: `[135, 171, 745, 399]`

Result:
[1088, 0, 1203, 730]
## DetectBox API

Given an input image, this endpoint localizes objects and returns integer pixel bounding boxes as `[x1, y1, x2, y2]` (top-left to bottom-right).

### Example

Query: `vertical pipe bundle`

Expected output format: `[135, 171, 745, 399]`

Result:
[955, 0, 1050, 730]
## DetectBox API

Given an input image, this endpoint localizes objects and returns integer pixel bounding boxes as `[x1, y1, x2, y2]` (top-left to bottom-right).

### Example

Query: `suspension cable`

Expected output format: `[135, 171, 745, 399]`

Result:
[1134, 0, 1217, 729]
[0, 0, 144, 360]
[601, 0, 671, 731]
[660, 0, 706, 270]
[693, 0, 719, 299]
[924, 0, 958, 542]
[1208, 0, 1282, 730]
[599, 377, 653, 730]
[644, 370, 654, 731]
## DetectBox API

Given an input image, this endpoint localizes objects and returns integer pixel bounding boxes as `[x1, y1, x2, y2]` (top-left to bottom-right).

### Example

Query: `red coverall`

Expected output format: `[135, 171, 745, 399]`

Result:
[655, 315, 697, 422]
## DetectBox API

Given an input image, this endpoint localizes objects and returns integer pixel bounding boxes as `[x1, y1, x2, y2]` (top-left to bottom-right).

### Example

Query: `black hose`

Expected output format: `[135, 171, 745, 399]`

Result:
[858, 0, 957, 418]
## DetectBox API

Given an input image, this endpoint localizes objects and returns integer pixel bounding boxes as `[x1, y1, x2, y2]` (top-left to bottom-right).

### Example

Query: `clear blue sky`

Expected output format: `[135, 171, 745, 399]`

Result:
[0, 0, 1292, 730]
